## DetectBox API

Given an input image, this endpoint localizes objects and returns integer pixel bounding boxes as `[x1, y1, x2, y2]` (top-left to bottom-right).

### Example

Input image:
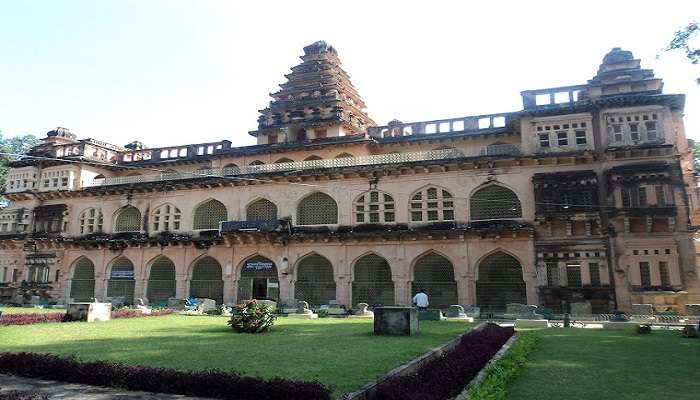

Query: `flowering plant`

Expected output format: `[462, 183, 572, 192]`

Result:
[227, 299, 276, 333]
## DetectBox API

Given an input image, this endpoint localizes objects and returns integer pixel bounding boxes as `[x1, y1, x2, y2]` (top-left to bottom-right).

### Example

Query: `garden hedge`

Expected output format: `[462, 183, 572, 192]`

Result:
[0, 352, 330, 400]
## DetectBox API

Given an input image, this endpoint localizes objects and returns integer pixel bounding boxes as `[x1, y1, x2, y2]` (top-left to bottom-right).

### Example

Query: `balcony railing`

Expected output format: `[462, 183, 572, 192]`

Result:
[88, 148, 466, 187]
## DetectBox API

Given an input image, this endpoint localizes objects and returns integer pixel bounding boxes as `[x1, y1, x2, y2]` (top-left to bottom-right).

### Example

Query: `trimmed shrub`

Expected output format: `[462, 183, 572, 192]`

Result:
[0, 313, 67, 327]
[228, 299, 276, 333]
[111, 309, 173, 319]
[372, 323, 514, 400]
[464, 332, 537, 400]
[0, 352, 330, 400]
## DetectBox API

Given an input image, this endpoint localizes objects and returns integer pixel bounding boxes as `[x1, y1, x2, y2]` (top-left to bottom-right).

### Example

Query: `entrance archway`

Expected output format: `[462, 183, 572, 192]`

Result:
[238, 255, 279, 302]
[107, 257, 135, 304]
[70, 257, 95, 302]
[476, 252, 526, 313]
[147, 256, 176, 306]
[295, 254, 335, 308]
[352, 254, 394, 307]
[190, 257, 223, 303]
[411, 252, 458, 309]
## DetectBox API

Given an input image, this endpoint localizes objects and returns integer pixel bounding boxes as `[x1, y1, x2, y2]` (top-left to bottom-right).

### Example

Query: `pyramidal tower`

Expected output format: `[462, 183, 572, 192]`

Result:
[250, 41, 375, 144]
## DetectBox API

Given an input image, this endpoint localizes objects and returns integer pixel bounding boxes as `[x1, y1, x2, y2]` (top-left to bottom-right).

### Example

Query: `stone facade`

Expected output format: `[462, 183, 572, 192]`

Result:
[1, 45, 700, 314]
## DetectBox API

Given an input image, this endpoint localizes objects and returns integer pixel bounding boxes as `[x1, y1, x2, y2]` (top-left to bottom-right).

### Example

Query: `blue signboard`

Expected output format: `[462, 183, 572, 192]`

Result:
[245, 261, 274, 271]
[111, 270, 134, 279]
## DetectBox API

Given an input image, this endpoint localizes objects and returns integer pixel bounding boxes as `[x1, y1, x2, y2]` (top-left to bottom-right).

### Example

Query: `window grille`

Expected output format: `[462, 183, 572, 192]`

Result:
[655, 185, 667, 206]
[190, 257, 223, 303]
[147, 257, 176, 306]
[222, 164, 240, 176]
[79, 208, 103, 234]
[354, 191, 395, 224]
[70, 257, 95, 302]
[246, 199, 278, 221]
[410, 187, 454, 222]
[193, 199, 227, 230]
[297, 192, 338, 225]
[659, 261, 670, 286]
[639, 262, 651, 286]
[152, 204, 181, 232]
[589, 263, 601, 286]
[352, 254, 394, 307]
[114, 206, 141, 232]
[238, 256, 279, 302]
[475, 252, 525, 312]
[566, 263, 582, 287]
[412, 253, 458, 309]
[546, 262, 559, 287]
[470, 185, 522, 220]
[107, 257, 135, 304]
[295, 254, 335, 308]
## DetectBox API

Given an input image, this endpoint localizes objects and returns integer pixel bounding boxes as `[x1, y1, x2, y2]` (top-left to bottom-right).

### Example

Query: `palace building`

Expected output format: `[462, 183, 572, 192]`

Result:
[2, 42, 700, 314]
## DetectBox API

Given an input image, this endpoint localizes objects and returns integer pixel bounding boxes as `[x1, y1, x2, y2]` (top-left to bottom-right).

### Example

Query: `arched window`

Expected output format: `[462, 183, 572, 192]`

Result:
[238, 255, 279, 302]
[151, 204, 181, 232]
[470, 185, 522, 220]
[304, 155, 322, 161]
[193, 199, 227, 230]
[249, 160, 265, 166]
[295, 254, 335, 308]
[297, 192, 338, 225]
[410, 187, 454, 222]
[114, 206, 141, 232]
[412, 252, 458, 309]
[126, 172, 142, 177]
[352, 254, 394, 307]
[190, 256, 223, 303]
[222, 163, 239, 176]
[246, 199, 278, 221]
[335, 152, 354, 158]
[354, 190, 395, 223]
[107, 257, 135, 304]
[274, 157, 294, 163]
[476, 252, 525, 312]
[147, 256, 176, 306]
[70, 257, 95, 302]
[79, 208, 103, 234]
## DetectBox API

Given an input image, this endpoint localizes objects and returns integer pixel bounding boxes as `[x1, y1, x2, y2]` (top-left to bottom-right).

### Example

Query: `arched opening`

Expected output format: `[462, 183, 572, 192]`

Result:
[476, 252, 526, 313]
[295, 254, 335, 308]
[193, 199, 227, 230]
[410, 186, 454, 222]
[249, 160, 265, 166]
[352, 254, 394, 307]
[93, 174, 105, 181]
[354, 190, 395, 223]
[246, 199, 278, 221]
[274, 157, 294, 163]
[107, 257, 135, 305]
[335, 152, 354, 158]
[190, 256, 223, 303]
[79, 208, 103, 234]
[114, 206, 142, 233]
[412, 253, 458, 309]
[147, 257, 176, 306]
[222, 163, 239, 176]
[304, 155, 323, 161]
[70, 257, 95, 302]
[151, 203, 181, 232]
[470, 185, 522, 220]
[237, 255, 279, 302]
[297, 192, 338, 225]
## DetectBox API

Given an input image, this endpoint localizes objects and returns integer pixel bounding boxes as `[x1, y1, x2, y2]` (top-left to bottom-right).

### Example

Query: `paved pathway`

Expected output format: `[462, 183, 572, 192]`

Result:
[0, 374, 215, 400]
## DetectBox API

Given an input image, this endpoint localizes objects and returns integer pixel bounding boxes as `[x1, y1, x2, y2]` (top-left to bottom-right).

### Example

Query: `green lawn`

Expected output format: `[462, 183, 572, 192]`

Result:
[0, 315, 472, 397]
[0, 306, 64, 314]
[508, 328, 700, 400]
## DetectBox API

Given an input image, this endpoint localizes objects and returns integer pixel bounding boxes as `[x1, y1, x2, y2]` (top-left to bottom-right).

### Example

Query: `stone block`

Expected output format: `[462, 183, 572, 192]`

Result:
[632, 303, 654, 315]
[685, 304, 700, 316]
[197, 298, 217, 312]
[418, 309, 444, 321]
[602, 321, 641, 331]
[67, 302, 112, 322]
[278, 298, 299, 314]
[349, 303, 373, 319]
[445, 305, 467, 318]
[167, 298, 187, 310]
[570, 301, 592, 316]
[514, 319, 549, 329]
[374, 307, 419, 336]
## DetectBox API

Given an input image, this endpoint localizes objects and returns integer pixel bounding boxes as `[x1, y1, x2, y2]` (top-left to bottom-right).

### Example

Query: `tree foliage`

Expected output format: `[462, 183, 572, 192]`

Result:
[689, 139, 700, 172]
[0, 130, 40, 194]
[665, 21, 700, 84]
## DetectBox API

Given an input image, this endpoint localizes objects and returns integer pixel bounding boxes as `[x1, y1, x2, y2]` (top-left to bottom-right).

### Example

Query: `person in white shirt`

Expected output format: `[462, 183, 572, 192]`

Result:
[412, 289, 429, 310]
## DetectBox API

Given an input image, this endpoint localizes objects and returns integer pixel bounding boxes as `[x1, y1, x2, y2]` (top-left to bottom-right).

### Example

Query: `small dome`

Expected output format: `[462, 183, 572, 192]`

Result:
[303, 41, 337, 56]
[602, 47, 634, 65]
[46, 127, 76, 140]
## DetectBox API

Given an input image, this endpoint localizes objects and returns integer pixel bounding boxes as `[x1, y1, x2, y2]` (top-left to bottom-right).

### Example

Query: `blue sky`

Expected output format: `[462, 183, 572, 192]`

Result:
[1, 0, 698, 147]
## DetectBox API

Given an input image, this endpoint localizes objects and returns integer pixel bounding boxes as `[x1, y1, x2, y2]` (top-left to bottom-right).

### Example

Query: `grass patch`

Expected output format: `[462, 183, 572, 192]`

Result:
[462, 332, 537, 400]
[507, 328, 700, 400]
[0, 315, 472, 397]
[0, 307, 64, 315]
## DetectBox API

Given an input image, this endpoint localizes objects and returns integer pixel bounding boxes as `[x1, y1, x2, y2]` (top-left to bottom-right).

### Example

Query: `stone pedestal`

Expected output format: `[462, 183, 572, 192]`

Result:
[374, 307, 419, 336]
[67, 302, 111, 322]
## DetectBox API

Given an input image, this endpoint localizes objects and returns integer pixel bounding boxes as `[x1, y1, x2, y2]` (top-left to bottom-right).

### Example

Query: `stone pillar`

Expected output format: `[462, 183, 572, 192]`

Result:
[223, 280, 235, 304]
[393, 277, 410, 306]
[278, 274, 292, 301]
[95, 272, 107, 301]
[457, 275, 469, 306]
[175, 275, 187, 299]
[134, 279, 147, 302]
[64, 279, 72, 302]
[335, 275, 351, 307]
[465, 277, 477, 305]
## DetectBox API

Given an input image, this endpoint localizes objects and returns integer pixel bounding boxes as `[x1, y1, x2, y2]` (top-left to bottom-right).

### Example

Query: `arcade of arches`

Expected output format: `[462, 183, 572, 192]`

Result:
[65, 247, 534, 312]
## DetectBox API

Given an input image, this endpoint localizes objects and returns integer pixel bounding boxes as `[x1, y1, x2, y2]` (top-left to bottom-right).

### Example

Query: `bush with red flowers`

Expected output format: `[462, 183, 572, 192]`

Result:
[228, 299, 276, 333]
[0, 312, 68, 326]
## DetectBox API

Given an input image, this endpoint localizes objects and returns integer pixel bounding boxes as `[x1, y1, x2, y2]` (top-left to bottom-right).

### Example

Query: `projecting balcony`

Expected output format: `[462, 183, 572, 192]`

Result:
[87, 148, 466, 187]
